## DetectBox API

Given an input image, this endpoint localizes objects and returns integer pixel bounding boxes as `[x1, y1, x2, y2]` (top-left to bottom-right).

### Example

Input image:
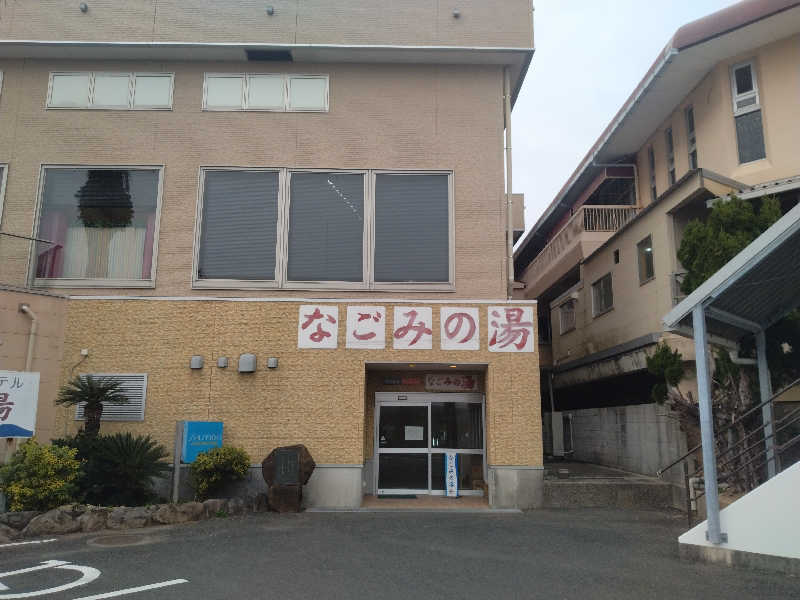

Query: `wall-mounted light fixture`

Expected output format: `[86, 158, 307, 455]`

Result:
[267, 357, 279, 369]
[79, 2, 89, 13]
[452, 8, 461, 18]
[190, 356, 204, 370]
[266, 5, 275, 15]
[217, 357, 229, 369]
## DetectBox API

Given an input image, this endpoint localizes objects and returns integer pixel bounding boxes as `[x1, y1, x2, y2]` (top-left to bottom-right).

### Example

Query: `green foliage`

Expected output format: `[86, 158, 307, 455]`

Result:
[55, 375, 129, 438]
[647, 343, 686, 404]
[0, 439, 81, 511]
[53, 432, 169, 506]
[678, 195, 780, 295]
[190, 446, 251, 501]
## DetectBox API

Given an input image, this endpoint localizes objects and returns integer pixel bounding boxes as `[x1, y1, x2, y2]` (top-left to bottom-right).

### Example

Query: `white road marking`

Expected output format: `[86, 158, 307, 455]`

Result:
[0, 540, 57, 549]
[0, 562, 101, 599]
[70, 579, 189, 599]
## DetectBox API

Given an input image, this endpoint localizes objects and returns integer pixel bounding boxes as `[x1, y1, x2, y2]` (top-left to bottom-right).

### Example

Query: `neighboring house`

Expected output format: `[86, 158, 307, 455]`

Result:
[0, 1, 539, 508]
[514, 0, 800, 480]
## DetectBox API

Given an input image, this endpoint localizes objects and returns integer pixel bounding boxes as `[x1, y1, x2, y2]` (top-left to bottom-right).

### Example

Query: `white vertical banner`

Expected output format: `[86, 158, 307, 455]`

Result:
[297, 305, 339, 349]
[488, 306, 536, 353]
[345, 306, 386, 349]
[445, 452, 459, 497]
[0, 371, 40, 438]
[440, 307, 480, 350]
[392, 307, 433, 350]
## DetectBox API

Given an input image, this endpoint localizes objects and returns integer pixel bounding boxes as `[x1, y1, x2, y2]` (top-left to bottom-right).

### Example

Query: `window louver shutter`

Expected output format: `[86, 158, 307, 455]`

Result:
[75, 374, 147, 422]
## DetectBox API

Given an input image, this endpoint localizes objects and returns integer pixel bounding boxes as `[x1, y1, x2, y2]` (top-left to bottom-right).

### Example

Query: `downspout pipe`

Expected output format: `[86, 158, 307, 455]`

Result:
[19, 304, 38, 372]
[504, 67, 514, 299]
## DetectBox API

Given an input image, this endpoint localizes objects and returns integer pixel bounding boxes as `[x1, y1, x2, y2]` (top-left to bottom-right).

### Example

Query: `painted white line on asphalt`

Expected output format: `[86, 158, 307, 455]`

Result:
[0, 540, 57, 549]
[70, 579, 189, 599]
[0, 563, 101, 598]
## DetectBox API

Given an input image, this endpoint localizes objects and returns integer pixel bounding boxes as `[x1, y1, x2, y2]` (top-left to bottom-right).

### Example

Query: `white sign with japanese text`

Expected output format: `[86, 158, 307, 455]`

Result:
[0, 371, 40, 438]
[488, 306, 535, 353]
[297, 305, 339, 349]
[392, 307, 433, 350]
[445, 452, 459, 497]
[345, 306, 386, 349]
[440, 307, 480, 350]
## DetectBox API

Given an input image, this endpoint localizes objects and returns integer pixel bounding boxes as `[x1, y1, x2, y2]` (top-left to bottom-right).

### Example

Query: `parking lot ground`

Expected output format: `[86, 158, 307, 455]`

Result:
[1, 508, 797, 599]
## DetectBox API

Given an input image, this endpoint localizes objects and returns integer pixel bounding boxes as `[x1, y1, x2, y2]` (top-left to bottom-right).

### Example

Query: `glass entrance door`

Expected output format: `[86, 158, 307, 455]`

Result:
[377, 403, 429, 493]
[375, 393, 485, 496]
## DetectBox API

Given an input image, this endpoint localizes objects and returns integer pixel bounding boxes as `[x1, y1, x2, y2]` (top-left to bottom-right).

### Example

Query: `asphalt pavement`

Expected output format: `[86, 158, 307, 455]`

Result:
[1, 508, 796, 599]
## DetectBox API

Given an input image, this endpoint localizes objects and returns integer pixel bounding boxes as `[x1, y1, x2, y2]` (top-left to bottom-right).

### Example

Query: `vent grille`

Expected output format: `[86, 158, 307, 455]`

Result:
[75, 374, 147, 422]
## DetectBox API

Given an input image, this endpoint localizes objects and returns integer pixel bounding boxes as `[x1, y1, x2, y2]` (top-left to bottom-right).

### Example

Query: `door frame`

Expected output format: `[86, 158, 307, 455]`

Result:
[373, 392, 486, 496]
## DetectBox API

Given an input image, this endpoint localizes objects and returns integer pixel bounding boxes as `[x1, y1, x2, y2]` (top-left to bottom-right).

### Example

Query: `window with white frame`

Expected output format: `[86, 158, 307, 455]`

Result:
[647, 146, 657, 202]
[664, 128, 675, 185]
[592, 273, 614, 316]
[74, 374, 147, 422]
[195, 169, 452, 289]
[685, 106, 697, 169]
[33, 167, 162, 286]
[637, 234, 655, 284]
[0, 164, 7, 229]
[203, 73, 328, 112]
[559, 299, 576, 334]
[730, 61, 766, 163]
[48, 72, 173, 109]
[0, 70, 4, 100]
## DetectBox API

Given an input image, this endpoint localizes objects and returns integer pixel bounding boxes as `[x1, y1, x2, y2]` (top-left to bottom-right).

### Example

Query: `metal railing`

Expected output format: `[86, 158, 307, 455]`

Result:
[657, 377, 800, 525]
[526, 205, 638, 278]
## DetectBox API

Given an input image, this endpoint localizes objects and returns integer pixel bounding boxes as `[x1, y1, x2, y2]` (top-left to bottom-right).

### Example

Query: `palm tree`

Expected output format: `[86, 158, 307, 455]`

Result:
[55, 375, 129, 438]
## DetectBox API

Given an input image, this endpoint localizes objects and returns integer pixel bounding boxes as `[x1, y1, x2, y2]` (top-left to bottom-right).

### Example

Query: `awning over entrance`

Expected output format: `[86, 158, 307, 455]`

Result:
[663, 201, 800, 544]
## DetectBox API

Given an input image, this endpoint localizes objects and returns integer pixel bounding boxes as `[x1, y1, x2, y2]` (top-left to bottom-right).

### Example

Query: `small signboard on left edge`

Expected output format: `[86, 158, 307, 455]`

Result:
[0, 371, 39, 438]
[181, 421, 223, 463]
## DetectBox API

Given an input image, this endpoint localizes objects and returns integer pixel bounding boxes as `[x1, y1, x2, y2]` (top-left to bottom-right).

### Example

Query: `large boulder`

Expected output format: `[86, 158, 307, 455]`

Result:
[261, 444, 315, 487]
[226, 497, 246, 516]
[78, 507, 110, 532]
[22, 508, 81, 537]
[0, 523, 20, 543]
[0, 511, 41, 531]
[107, 506, 152, 530]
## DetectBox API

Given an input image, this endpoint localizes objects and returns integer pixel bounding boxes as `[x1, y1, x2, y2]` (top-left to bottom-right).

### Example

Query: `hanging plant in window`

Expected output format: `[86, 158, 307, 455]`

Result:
[76, 170, 133, 228]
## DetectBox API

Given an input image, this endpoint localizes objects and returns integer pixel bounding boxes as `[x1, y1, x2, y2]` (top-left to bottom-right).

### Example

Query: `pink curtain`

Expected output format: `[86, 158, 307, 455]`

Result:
[36, 212, 68, 278]
[141, 213, 156, 279]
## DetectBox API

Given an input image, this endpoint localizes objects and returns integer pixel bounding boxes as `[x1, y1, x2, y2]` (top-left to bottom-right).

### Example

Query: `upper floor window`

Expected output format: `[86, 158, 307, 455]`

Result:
[0, 70, 4, 100]
[685, 106, 697, 169]
[664, 128, 675, 185]
[203, 74, 328, 112]
[647, 146, 657, 202]
[0, 163, 7, 229]
[195, 169, 452, 290]
[47, 73, 173, 110]
[730, 61, 766, 163]
[33, 166, 162, 287]
[637, 234, 654, 284]
[559, 299, 576, 334]
[592, 273, 614, 316]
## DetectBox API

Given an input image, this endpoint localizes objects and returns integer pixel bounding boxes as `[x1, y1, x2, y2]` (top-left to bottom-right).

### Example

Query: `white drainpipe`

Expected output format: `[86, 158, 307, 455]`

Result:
[19, 304, 38, 371]
[503, 67, 514, 299]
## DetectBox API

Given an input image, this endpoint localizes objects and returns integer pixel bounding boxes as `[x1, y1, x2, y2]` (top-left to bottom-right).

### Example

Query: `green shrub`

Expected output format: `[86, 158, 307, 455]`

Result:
[0, 439, 81, 511]
[190, 446, 250, 500]
[54, 432, 170, 506]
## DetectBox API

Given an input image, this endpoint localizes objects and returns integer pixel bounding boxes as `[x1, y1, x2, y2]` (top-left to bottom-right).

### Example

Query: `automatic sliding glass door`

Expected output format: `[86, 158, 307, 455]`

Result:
[377, 403, 429, 494]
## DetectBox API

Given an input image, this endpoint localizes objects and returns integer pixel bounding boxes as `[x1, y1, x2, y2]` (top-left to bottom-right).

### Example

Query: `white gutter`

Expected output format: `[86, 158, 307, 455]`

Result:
[18, 304, 38, 372]
[504, 67, 514, 299]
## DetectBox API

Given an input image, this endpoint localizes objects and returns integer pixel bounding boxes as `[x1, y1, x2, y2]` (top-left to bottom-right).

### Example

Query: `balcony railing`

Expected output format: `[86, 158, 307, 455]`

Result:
[526, 205, 639, 278]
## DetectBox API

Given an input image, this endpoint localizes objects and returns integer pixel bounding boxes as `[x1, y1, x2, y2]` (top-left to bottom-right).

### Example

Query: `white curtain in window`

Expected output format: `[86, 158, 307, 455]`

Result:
[61, 226, 145, 279]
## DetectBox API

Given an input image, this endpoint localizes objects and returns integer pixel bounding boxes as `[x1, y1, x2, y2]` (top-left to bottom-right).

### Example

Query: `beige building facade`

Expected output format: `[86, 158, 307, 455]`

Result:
[0, 1, 539, 508]
[514, 1, 800, 481]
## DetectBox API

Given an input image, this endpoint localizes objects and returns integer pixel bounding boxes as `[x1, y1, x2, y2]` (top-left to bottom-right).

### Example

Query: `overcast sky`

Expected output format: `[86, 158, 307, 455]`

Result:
[513, 0, 736, 243]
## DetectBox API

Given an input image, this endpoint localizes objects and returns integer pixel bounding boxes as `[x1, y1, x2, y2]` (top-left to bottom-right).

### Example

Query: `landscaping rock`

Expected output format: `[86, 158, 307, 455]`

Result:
[227, 497, 246, 516]
[107, 506, 152, 530]
[0, 523, 20, 543]
[202, 499, 228, 518]
[22, 508, 81, 537]
[78, 507, 110, 532]
[0, 511, 41, 531]
[152, 502, 204, 525]
[254, 493, 269, 513]
[58, 504, 89, 519]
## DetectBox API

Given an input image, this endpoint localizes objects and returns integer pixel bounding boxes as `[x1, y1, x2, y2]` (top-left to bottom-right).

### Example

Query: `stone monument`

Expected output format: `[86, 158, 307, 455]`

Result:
[261, 444, 316, 512]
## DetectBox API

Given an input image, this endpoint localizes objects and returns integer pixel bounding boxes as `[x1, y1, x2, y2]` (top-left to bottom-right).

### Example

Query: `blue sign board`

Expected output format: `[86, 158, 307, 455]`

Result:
[181, 421, 223, 463]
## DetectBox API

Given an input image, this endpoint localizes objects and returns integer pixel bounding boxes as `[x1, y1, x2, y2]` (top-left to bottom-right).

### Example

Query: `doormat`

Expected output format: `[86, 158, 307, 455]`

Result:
[377, 495, 417, 499]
